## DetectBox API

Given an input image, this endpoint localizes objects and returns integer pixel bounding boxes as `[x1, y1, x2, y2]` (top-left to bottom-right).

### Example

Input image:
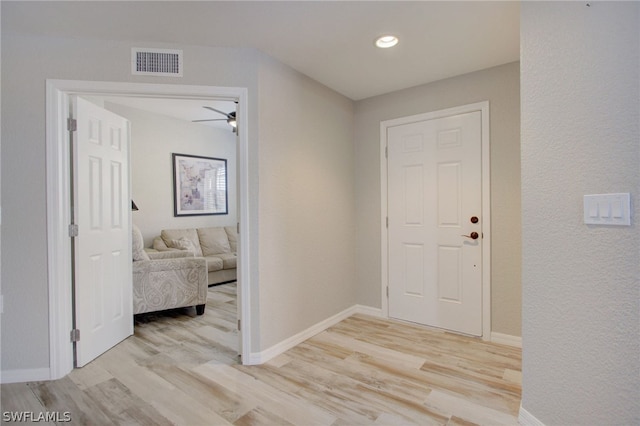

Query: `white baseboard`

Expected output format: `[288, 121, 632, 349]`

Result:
[519, 404, 546, 426]
[352, 304, 383, 318]
[248, 304, 382, 365]
[490, 332, 522, 348]
[1, 368, 51, 384]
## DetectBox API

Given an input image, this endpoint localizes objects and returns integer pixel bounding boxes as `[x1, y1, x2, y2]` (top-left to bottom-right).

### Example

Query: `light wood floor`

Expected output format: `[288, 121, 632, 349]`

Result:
[1, 283, 522, 425]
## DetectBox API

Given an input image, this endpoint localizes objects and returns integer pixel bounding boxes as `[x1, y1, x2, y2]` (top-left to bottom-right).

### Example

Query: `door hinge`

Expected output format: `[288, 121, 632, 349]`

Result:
[386, 286, 389, 298]
[67, 118, 77, 132]
[237, 222, 240, 234]
[237, 319, 241, 331]
[385, 146, 388, 158]
[68, 224, 79, 237]
[70, 329, 80, 342]
[386, 217, 389, 228]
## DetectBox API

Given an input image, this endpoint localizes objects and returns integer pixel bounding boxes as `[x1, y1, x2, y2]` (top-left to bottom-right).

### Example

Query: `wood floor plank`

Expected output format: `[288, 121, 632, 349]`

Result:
[67, 359, 114, 391]
[94, 347, 232, 425]
[28, 377, 116, 425]
[145, 363, 254, 424]
[233, 406, 295, 426]
[236, 358, 380, 424]
[285, 345, 435, 408]
[502, 368, 522, 385]
[194, 362, 337, 426]
[338, 315, 521, 372]
[314, 329, 427, 369]
[425, 389, 518, 425]
[271, 349, 450, 424]
[83, 377, 173, 426]
[0, 383, 53, 425]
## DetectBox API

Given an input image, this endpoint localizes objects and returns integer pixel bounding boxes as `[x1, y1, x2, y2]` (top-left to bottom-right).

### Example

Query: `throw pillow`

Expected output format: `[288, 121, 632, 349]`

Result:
[170, 237, 198, 255]
[161, 229, 203, 256]
[132, 224, 150, 261]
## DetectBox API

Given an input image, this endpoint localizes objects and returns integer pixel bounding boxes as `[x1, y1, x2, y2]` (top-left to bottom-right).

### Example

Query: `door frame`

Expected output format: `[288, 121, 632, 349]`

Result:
[380, 101, 491, 339]
[46, 79, 252, 379]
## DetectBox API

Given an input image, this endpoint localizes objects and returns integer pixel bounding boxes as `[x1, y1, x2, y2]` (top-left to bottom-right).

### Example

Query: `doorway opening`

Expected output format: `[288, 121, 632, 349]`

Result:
[46, 80, 252, 379]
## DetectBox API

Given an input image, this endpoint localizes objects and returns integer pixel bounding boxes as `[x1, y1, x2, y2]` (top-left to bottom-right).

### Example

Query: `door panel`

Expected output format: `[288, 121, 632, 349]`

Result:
[388, 111, 482, 336]
[437, 162, 461, 226]
[403, 243, 425, 296]
[403, 165, 424, 225]
[74, 96, 133, 367]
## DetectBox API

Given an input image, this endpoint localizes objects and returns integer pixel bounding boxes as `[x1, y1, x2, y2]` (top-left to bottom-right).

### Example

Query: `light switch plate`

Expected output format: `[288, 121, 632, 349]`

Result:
[583, 193, 631, 226]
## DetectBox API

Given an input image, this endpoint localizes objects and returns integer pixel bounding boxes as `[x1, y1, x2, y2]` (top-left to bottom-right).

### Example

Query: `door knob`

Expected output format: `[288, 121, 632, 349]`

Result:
[462, 232, 479, 240]
[470, 216, 479, 223]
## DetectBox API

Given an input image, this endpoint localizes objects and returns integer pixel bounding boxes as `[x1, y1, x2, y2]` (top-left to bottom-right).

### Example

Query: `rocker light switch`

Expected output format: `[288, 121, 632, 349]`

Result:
[612, 200, 623, 218]
[584, 193, 631, 226]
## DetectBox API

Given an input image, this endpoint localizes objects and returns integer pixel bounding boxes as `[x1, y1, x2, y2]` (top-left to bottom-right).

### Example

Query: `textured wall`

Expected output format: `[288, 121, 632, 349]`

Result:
[521, 2, 639, 424]
[354, 62, 522, 336]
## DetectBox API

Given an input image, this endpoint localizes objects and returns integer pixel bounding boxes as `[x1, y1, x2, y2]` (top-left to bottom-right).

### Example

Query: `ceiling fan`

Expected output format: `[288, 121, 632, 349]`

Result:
[192, 106, 237, 132]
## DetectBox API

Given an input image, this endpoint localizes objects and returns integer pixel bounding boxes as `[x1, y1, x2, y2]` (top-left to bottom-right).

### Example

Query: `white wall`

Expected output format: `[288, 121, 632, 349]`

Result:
[521, 2, 639, 424]
[257, 53, 356, 350]
[105, 102, 237, 247]
[354, 62, 522, 337]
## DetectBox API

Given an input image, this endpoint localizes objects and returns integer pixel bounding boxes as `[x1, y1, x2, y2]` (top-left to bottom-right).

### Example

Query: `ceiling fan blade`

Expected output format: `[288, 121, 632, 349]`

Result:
[202, 106, 232, 118]
[192, 118, 227, 123]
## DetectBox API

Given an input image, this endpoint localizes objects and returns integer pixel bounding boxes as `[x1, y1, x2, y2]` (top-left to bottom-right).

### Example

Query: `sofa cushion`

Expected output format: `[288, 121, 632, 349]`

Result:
[161, 229, 203, 257]
[217, 253, 237, 269]
[132, 224, 150, 261]
[198, 227, 231, 256]
[205, 256, 224, 272]
[225, 226, 238, 252]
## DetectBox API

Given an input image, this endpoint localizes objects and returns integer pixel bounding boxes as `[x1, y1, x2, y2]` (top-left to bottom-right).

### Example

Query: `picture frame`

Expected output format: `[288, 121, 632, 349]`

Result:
[172, 153, 228, 216]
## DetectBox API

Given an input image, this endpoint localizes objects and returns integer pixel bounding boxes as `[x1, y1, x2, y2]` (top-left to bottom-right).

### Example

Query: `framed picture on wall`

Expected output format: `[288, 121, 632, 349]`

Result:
[172, 153, 228, 216]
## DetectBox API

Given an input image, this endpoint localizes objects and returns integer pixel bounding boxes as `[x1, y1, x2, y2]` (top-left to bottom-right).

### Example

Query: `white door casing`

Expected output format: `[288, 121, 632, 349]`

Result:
[72, 97, 133, 366]
[381, 102, 491, 339]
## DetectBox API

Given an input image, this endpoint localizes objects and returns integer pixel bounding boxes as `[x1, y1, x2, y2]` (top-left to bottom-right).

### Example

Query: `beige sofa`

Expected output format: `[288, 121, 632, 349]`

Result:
[151, 226, 237, 286]
[132, 225, 208, 315]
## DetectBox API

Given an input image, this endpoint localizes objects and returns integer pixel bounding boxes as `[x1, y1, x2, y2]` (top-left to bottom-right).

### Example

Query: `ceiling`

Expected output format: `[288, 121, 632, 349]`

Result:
[2, 1, 520, 101]
[100, 96, 238, 131]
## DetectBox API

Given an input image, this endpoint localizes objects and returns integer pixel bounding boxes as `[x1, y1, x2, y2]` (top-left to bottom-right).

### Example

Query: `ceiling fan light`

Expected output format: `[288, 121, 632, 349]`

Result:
[227, 117, 237, 127]
[375, 35, 399, 49]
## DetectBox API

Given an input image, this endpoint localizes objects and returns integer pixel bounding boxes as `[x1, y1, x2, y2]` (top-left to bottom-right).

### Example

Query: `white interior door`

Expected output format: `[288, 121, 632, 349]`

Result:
[387, 111, 482, 336]
[73, 96, 133, 367]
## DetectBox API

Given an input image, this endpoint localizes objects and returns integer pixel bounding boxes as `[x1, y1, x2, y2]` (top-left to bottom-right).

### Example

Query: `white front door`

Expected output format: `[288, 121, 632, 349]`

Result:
[73, 96, 133, 367]
[387, 110, 482, 336]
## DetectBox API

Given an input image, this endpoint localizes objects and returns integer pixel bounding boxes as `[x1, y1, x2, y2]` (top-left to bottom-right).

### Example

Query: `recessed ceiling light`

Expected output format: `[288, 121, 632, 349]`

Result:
[375, 35, 399, 49]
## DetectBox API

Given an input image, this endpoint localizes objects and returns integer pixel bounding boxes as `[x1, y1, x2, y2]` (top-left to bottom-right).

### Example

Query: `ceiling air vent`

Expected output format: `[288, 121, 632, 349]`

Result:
[132, 48, 183, 77]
